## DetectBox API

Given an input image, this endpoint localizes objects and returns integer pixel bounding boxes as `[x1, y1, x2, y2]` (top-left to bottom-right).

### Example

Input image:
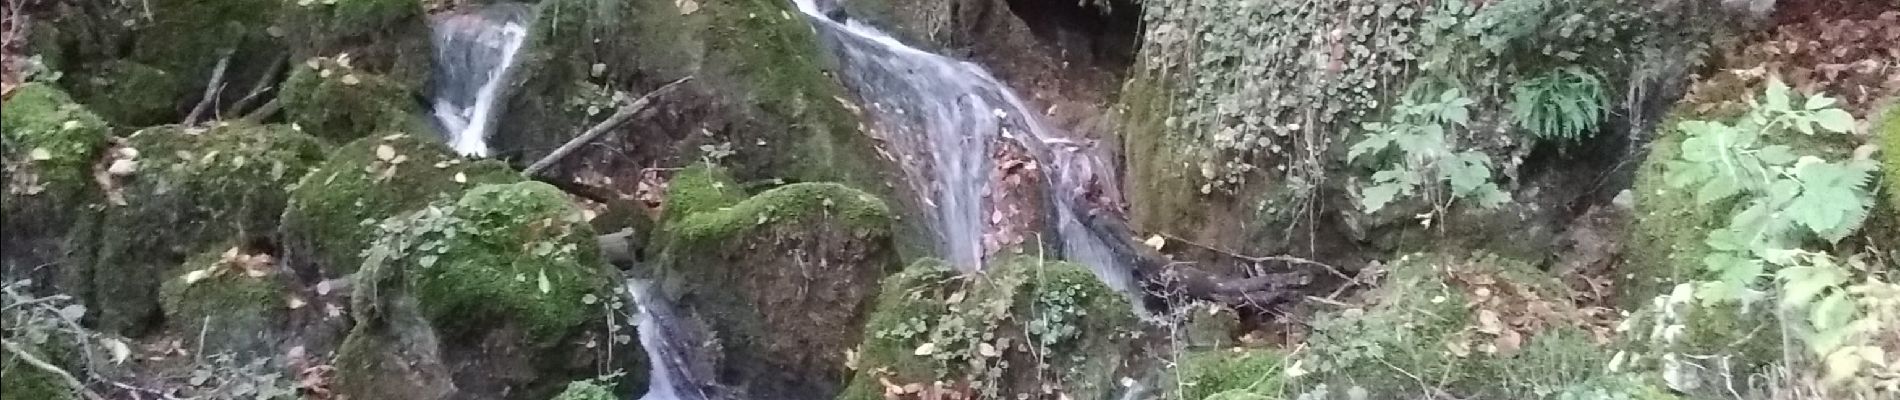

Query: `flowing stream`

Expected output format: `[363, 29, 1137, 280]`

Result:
[789, 0, 1137, 294]
[624, 278, 710, 400]
[427, 4, 531, 157]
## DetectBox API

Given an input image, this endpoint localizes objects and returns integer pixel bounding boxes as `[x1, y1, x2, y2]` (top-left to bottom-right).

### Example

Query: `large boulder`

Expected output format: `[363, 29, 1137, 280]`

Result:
[61, 123, 325, 335]
[157, 245, 296, 358]
[278, 0, 433, 85]
[838, 257, 1140, 400]
[64, 60, 189, 126]
[646, 163, 898, 399]
[336, 181, 631, 400]
[0, 84, 110, 284]
[279, 56, 430, 144]
[279, 133, 518, 280]
[124, 0, 285, 113]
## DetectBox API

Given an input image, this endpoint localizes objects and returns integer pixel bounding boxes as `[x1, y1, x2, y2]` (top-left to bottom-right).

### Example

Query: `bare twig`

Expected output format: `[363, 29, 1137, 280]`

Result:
[522, 77, 693, 177]
[240, 98, 281, 123]
[1, 338, 108, 400]
[1159, 233, 1349, 278]
[183, 48, 235, 126]
[227, 54, 286, 115]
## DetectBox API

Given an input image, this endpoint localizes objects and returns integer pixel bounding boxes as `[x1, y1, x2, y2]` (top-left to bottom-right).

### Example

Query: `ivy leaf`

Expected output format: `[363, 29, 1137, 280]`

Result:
[1812, 109, 1855, 133]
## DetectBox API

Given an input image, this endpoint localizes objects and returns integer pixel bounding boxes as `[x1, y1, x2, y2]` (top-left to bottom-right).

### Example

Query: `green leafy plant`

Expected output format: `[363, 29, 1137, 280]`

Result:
[1657, 78, 1894, 393]
[1511, 67, 1607, 141]
[1348, 85, 1507, 213]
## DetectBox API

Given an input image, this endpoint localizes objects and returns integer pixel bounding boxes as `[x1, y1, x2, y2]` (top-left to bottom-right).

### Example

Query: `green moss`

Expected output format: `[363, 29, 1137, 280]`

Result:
[1118, 70, 1204, 234]
[129, 0, 281, 89]
[281, 133, 519, 278]
[279, 0, 431, 85]
[380, 182, 608, 343]
[669, 182, 893, 243]
[1877, 105, 1900, 210]
[658, 163, 746, 224]
[68, 61, 187, 126]
[550, 378, 620, 400]
[2, 83, 109, 206]
[840, 257, 1137, 400]
[158, 247, 291, 357]
[1294, 252, 1611, 399]
[0, 343, 78, 400]
[68, 123, 324, 335]
[279, 58, 423, 143]
[1174, 349, 1284, 400]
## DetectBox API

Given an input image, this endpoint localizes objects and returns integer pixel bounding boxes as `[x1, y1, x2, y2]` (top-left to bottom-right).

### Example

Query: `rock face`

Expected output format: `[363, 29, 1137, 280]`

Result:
[279, 0, 434, 86]
[65, 60, 188, 126]
[279, 133, 517, 280]
[839, 257, 1140, 400]
[336, 181, 631, 400]
[647, 164, 898, 400]
[0, 84, 110, 285]
[63, 123, 325, 336]
[279, 57, 431, 144]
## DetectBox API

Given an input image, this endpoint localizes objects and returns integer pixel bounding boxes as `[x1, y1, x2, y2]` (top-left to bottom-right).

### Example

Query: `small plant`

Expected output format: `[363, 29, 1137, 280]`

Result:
[1511, 67, 1607, 141]
[1348, 85, 1508, 214]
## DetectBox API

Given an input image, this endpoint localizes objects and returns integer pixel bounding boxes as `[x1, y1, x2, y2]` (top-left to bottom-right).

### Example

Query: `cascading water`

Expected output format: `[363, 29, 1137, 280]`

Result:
[624, 278, 712, 400]
[788, 0, 1137, 294]
[427, 4, 531, 157]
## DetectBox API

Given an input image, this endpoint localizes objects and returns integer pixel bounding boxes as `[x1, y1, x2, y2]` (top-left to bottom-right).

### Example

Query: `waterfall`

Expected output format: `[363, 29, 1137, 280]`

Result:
[624, 278, 712, 400]
[787, 0, 1137, 294]
[427, 4, 532, 157]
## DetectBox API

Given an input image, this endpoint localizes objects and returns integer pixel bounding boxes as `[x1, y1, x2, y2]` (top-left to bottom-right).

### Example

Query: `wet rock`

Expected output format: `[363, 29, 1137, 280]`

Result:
[839, 257, 1139, 400]
[279, 133, 518, 280]
[65, 60, 188, 126]
[649, 164, 897, 400]
[0, 84, 110, 284]
[279, 57, 429, 143]
[336, 181, 629, 400]
[62, 123, 324, 336]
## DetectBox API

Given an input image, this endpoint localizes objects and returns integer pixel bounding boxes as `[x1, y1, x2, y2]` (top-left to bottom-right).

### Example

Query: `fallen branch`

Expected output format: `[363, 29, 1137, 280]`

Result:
[1, 338, 108, 400]
[522, 77, 693, 177]
[1160, 233, 1349, 279]
[227, 53, 286, 115]
[240, 98, 281, 123]
[182, 48, 235, 126]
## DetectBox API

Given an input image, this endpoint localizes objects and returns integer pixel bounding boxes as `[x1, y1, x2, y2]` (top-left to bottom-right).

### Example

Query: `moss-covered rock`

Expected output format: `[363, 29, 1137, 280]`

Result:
[839, 257, 1140, 400]
[279, 57, 427, 143]
[158, 247, 294, 358]
[1172, 349, 1284, 400]
[656, 163, 746, 225]
[549, 378, 620, 400]
[337, 181, 624, 400]
[1876, 104, 1900, 210]
[649, 168, 897, 399]
[1291, 252, 1614, 399]
[127, 0, 283, 104]
[66, 61, 188, 126]
[1, 84, 109, 282]
[63, 123, 324, 335]
[280, 133, 518, 279]
[278, 0, 432, 86]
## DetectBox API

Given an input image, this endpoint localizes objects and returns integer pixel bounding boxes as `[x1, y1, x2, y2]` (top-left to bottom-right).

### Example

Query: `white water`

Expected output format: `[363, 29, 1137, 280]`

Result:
[789, 0, 1137, 294]
[427, 5, 531, 157]
[624, 278, 711, 400]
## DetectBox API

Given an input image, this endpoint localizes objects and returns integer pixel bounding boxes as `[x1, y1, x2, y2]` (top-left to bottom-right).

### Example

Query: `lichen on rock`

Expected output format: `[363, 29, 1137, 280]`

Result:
[280, 133, 518, 279]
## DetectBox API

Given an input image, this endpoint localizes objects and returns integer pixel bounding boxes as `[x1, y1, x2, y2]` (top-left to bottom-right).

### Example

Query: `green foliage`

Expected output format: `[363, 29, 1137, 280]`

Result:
[1348, 85, 1506, 213]
[1511, 67, 1607, 141]
[1661, 78, 1873, 304]
[550, 375, 623, 400]
[1173, 349, 1284, 400]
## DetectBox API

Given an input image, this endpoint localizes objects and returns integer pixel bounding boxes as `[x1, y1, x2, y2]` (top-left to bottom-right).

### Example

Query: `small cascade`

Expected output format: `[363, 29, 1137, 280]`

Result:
[624, 278, 713, 400]
[788, 0, 1136, 294]
[427, 4, 532, 157]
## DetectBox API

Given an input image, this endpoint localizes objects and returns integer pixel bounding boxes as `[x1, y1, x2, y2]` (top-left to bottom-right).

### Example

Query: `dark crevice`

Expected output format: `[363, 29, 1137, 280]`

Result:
[1000, 0, 1141, 73]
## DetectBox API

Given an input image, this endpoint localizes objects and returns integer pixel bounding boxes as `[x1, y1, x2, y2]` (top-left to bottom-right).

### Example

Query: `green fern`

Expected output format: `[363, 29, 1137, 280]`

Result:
[1511, 67, 1607, 141]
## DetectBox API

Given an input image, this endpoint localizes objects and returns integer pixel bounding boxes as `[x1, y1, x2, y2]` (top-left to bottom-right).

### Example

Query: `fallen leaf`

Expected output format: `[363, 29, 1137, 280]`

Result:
[1476, 309, 1503, 334]
[287, 296, 307, 309]
[537, 269, 552, 294]
[102, 338, 132, 364]
[375, 145, 396, 161]
[28, 148, 51, 161]
[978, 343, 998, 358]
[1143, 235, 1166, 250]
[341, 75, 361, 85]
[1446, 339, 1471, 357]
[913, 342, 937, 356]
